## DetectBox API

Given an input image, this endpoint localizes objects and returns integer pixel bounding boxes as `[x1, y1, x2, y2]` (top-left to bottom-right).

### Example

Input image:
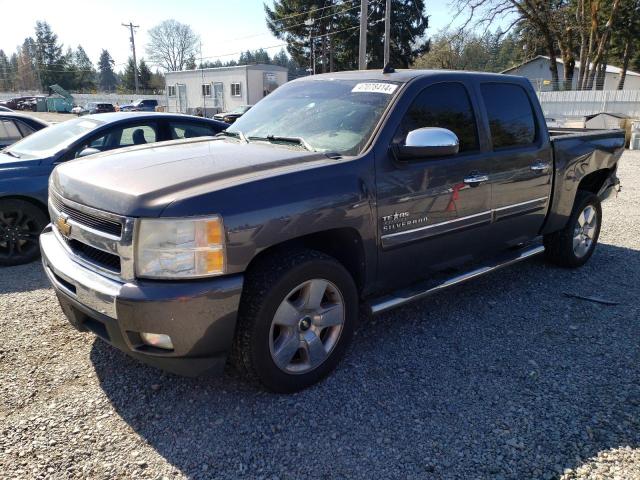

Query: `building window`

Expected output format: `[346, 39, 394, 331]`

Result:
[168, 85, 176, 97]
[202, 83, 211, 97]
[231, 83, 242, 97]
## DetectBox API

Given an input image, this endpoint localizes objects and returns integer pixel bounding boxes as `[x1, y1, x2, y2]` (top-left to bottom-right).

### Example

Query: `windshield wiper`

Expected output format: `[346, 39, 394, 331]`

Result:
[216, 130, 248, 143]
[247, 135, 315, 152]
[4, 150, 20, 158]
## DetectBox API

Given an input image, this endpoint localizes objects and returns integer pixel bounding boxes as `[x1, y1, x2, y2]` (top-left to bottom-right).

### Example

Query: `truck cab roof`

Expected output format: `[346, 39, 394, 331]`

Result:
[295, 69, 521, 84]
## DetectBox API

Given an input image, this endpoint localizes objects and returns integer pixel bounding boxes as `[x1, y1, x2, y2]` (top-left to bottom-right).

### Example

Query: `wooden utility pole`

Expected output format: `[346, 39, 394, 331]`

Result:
[359, 0, 368, 70]
[383, 0, 391, 66]
[122, 22, 140, 94]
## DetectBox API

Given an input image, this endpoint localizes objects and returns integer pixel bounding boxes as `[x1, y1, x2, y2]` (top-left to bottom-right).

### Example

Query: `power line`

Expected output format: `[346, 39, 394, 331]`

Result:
[267, 0, 360, 23]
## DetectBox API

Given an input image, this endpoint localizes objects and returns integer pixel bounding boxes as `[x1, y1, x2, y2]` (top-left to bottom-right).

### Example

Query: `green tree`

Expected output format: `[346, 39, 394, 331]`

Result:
[138, 59, 152, 90]
[98, 49, 117, 92]
[73, 45, 96, 91]
[185, 54, 197, 70]
[122, 57, 137, 91]
[34, 21, 65, 89]
[0, 50, 11, 91]
[266, 0, 429, 72]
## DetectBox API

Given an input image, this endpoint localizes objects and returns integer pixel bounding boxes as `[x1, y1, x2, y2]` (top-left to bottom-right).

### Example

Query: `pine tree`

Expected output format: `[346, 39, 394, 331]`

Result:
[34, 21, 65, 89]
[138, 59, 152, 91]
[9, 53, 18, 91]
[185, 54, 197, 70]
[98, 49, 117, 92]
[74, 45, 96, 91]
[265, 0, 429, 72]
[122, 57, 137, 91]
[0, 50, 11, 91]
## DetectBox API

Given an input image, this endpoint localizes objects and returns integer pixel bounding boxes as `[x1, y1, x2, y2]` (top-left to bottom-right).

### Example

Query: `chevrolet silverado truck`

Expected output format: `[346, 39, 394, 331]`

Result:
[40, 70, 623, 392]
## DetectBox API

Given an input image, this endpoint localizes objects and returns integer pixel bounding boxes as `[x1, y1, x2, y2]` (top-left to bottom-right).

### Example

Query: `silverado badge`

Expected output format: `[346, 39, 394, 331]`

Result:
[56, 214, 72, 238]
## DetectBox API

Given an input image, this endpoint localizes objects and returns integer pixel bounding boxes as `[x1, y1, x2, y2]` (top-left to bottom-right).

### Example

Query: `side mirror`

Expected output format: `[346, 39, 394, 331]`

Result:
[77, 147, 101, 158]
[395, 127, 459, 160]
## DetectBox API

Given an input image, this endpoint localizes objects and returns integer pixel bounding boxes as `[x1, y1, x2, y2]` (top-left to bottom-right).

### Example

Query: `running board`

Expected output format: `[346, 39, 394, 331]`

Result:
[368, 244, 545, 315]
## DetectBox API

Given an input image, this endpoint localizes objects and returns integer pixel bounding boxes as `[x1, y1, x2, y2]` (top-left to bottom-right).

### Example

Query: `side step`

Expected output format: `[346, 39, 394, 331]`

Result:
[368, 244, 545, 315]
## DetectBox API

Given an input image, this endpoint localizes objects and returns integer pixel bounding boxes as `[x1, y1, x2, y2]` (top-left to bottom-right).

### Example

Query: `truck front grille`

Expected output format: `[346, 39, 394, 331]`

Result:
[66, 239, 121, 273]
[49, 191, 136, 281]
[50, 194, 123, 237]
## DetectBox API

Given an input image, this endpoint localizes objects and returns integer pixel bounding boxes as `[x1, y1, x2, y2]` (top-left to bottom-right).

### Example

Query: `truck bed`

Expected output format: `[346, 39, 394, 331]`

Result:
[543, 127, 625, 234]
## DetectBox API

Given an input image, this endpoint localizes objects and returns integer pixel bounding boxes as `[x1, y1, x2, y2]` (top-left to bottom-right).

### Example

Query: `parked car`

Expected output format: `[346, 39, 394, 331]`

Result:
[120, 99, 158, 112]
[0, 112, 48, 149]
[73, 102, 116, 116]
[40, 70, 623, 392]
[213, 105, 252, 124]
[0, 112, 228, 266]
[0, 106, 13, 112]
[1, 96, 32, 111]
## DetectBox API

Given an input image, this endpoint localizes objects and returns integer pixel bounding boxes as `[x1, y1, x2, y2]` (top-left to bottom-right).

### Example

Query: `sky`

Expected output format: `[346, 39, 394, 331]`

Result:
[0, 0, 470, 71]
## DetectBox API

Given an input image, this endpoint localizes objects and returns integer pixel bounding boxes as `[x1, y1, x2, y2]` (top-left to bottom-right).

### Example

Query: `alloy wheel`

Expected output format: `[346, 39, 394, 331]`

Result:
[269, 278, 345, 374]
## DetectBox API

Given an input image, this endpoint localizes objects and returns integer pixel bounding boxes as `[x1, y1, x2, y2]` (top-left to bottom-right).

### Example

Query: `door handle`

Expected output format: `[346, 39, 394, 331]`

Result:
[463, 174, 489, 185]
[530, 162, 551, 173]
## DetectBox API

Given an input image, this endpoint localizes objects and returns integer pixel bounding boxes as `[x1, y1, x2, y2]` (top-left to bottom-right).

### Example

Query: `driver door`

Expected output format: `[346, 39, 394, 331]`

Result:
[376, 81, 494, 286]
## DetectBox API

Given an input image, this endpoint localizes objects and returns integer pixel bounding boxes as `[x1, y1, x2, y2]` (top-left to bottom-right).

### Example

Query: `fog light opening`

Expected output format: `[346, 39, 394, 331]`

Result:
[140, 332, 174, 350]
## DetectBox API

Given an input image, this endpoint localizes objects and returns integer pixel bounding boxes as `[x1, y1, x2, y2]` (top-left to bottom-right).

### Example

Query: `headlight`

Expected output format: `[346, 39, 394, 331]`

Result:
[135, 216, 225, 279]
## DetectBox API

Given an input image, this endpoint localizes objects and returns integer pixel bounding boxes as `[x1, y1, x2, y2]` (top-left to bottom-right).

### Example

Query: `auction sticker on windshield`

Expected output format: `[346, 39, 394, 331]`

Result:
[351, 83, 398, 94]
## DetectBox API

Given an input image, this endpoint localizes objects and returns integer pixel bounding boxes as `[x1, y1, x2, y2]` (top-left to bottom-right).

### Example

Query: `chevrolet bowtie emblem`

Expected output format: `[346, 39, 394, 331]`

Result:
[56, 214, 72, 238]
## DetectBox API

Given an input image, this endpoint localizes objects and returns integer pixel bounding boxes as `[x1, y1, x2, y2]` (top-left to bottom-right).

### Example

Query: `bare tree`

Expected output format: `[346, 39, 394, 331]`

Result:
[451, 0, 563, 90]
[146, 20, 200, 71]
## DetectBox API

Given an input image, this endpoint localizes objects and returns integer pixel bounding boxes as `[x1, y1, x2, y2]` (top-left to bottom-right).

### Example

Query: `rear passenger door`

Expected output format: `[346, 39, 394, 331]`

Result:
[480, 83, 553, 247]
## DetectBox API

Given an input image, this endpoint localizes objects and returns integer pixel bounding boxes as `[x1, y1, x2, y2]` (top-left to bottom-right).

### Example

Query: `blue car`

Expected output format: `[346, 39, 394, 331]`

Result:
[0, 112, 228, 266]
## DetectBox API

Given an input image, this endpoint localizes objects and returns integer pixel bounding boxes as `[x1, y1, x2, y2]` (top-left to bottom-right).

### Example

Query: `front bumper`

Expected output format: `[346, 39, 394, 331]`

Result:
[40, 226, 244, 377]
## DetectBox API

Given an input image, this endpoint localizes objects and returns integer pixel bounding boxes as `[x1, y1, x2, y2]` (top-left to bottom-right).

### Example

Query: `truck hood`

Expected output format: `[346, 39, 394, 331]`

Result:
[51, 138, 335, 217]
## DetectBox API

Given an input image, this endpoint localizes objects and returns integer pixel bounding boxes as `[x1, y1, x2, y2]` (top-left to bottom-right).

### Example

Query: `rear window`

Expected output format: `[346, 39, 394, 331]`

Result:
[481, 83, 536, 149]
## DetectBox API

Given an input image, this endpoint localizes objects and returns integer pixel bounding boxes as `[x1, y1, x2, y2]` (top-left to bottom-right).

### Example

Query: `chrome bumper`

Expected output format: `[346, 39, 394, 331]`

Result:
[41, 226, 120, 319]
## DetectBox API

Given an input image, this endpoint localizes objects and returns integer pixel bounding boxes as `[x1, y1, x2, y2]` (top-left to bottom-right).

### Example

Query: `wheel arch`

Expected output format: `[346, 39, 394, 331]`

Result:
[0, 194, 48, 216]
[244, 227, 367, 296]
[577, 167, 614, 195]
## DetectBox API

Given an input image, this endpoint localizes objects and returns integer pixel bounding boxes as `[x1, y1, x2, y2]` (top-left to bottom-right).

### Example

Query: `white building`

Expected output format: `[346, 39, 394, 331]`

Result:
[501, 55, 640, 91]
[165, 64, 288, 116]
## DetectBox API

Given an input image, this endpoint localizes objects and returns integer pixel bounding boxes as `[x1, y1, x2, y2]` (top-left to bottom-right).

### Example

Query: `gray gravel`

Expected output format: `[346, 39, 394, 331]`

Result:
[1, 151, 640, 480]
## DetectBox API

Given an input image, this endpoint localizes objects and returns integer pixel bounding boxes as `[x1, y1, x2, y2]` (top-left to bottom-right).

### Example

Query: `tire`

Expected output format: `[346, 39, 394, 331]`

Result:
[0, 199, 48, 266]
[543, 190, 602, 268]
[232, 249, 358, 393]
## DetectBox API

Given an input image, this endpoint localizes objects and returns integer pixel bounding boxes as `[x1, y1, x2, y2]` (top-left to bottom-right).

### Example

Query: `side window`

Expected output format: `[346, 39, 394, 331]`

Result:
[398, 82, 479, 153]
[481, 83, 536, 149]
[169, 121, 218, 140]
[15, 121, 35, 137]
[119, 124, 158, 146]
[0, 120, 22, 142]
[71, 123, 159, 159]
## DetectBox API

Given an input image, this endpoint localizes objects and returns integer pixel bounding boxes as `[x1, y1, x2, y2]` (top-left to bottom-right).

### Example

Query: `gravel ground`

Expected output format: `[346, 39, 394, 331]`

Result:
[1, 151, 640, 480]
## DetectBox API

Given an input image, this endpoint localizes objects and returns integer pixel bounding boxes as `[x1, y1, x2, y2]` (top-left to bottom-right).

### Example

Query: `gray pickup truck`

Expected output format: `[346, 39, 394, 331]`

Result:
[40, 70, 624, 392]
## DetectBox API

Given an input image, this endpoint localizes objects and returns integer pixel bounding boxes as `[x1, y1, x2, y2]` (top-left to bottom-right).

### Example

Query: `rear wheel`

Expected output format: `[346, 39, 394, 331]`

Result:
[0, 199, 48, 266]
[543, 191, 602, 268]
[233, 249, 358, 393]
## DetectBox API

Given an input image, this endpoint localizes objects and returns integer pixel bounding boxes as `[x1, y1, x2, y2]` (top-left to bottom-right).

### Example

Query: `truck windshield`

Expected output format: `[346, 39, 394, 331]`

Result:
[6, 118, 103, 159]
[227, 79, 400, 155]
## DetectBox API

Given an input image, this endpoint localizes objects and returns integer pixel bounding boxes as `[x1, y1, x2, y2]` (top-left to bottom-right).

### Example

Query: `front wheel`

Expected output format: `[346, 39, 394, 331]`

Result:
[0, 199, 48, 267]
[544, 191, 602, 268]
[232, 249, 358, 393]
